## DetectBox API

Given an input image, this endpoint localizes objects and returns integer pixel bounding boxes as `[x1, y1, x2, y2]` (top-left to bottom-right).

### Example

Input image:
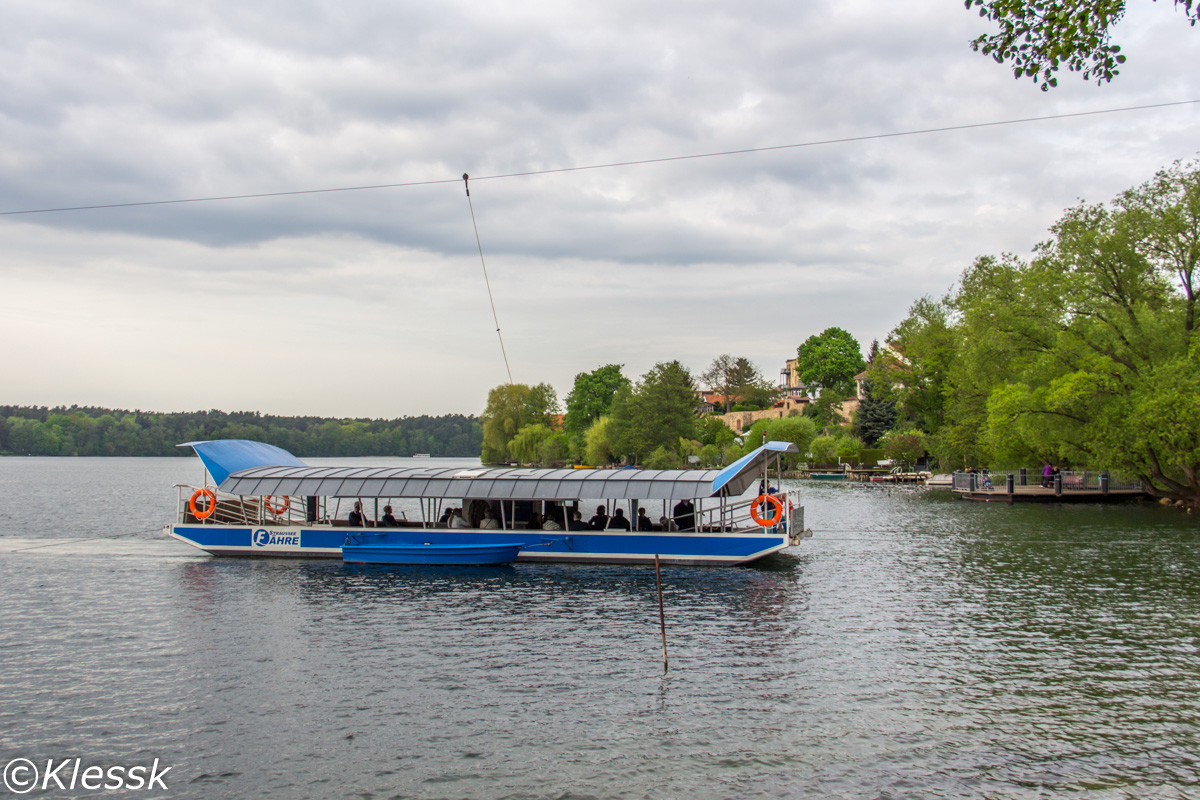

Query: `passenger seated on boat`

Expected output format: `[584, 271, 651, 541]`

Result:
[526, 511, 543, 530]
[636, 507, 653, 532]
[567, 510, 590, 531]
[479, 509, 501, 529]
[588, 505, 609, 531]
[439, 507, 454, 525]
[542, 514, 563, 531]
[348, 501, 368, 528]
[608, 508, 632, 531]
[380, 505, 401, 527]
[450, 508, 472, 529]
[659, 516, 678, 532]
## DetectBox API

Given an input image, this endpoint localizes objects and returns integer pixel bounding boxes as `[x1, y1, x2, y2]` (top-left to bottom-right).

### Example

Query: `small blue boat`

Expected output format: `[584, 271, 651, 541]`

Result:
[342, 533, 524, 565]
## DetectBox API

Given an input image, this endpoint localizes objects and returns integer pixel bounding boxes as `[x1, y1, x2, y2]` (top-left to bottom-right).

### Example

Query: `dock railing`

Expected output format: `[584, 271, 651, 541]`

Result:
[952, 469, 1141, 493]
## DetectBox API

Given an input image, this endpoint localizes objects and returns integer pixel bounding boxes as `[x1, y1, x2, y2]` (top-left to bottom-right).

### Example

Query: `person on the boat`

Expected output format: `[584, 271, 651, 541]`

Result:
[479, 509, 501, 529]
[588, 505, 609, 530]
[608, 508, 632, 531]
[659, 515, 678, 532]
[439, 507, 454, 525]
[348, 501, 367, 527]
[451, 508, 472, 529]
[542, 513, 563, 531]
[673, 499, 695, 531]
[380, 505, 401, 527]
[636, 507, 653, 532]
[526, 511, 543, 530]
[568, 510, 590, 531]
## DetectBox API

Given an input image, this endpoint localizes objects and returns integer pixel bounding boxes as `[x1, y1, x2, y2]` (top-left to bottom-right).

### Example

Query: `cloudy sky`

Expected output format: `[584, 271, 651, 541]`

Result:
[2, 1, 1197, 419]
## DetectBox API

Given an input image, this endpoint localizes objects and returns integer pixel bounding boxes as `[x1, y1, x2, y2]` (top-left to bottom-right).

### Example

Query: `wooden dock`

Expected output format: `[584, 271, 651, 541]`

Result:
[952, 471, 1148, 503]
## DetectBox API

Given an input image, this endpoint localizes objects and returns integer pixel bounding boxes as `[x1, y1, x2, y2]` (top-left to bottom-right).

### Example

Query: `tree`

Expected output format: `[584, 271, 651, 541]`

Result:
[607, 361, 699, 463]
[563, 365, 630, 452]
[583, 416, 616, 466]
[882, 428, 928, 471]
[700, 354, 768, 410]
[795, 328, 866, 395]
[508, 423, 553, 464]
[966, 0, 1198, 91]
[944, 160, 1200, 505]
[742, 416, 819, 468]
[854, 381, 898, 446]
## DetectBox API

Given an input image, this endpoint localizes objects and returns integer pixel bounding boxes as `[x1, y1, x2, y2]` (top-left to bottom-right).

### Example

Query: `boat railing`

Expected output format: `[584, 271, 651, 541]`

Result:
[174, 485, 315, 526]
[698, 489, 802, 533]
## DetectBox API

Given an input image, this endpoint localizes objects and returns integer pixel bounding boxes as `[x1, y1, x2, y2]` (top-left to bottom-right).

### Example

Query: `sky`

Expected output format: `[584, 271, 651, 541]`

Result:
[2, 0, 1198, 419]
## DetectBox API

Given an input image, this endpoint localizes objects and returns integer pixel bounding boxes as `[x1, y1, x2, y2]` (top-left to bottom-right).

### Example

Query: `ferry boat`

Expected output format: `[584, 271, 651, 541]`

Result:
[166, 439, 809, 566]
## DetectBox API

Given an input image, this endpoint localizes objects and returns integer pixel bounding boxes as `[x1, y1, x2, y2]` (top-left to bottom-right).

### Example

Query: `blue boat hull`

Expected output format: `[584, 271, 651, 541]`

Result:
[342, 539, 524, 565]
[167, 524, 791, 566]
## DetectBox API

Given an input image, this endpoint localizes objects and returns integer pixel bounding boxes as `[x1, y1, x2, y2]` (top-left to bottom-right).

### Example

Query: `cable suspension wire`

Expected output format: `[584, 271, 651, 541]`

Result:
[2, 99, 1197, 217]
[463, 174, 514, 385]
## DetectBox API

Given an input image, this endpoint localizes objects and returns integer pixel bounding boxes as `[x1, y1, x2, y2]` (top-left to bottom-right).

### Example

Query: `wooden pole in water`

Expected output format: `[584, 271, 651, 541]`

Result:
[655, 554, 668, 674]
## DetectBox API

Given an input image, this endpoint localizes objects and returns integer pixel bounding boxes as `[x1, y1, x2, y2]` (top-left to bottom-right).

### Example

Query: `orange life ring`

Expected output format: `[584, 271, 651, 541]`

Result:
[750, 493, 784, 527]
[189, 488, 217, 520]
[264, 495, 290, 516]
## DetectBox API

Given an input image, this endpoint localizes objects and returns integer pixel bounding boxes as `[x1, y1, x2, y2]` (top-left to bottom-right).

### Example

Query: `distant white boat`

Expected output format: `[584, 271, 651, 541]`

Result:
[924, 474, 953, 487]
[412, 453, 431, 458]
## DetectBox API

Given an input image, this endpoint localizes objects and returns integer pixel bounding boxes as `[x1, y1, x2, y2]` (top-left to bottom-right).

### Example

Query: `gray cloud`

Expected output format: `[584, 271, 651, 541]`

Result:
[2, 0, 1198, 416]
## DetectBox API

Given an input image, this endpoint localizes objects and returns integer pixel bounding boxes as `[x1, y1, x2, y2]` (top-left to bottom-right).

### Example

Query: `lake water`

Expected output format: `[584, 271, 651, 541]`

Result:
[1, 457, 1198, 799]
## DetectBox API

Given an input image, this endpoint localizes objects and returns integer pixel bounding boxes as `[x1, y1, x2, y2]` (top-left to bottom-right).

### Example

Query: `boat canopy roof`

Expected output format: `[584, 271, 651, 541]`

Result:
[185, 439, 797, 501]
[180, 439, 307, 486]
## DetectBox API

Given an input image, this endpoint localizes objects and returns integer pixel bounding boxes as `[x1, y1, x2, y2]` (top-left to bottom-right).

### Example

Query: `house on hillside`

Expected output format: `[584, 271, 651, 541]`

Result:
[696, 391, 728, 415]
[779, 357, 821, 399]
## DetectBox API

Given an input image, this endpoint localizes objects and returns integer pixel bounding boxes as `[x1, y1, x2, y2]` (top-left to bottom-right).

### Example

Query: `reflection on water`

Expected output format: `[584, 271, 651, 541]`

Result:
[1, 462, 1198, 798]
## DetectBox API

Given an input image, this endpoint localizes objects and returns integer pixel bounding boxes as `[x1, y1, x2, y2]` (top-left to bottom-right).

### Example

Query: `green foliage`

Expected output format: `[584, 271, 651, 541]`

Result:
[741, 416, 819, 468]
[854, 380, 898, 446]
[965, 0, 1198, 91]
[802, 389, 848, 434]
[882, 428, 927, 470]
[563, 364, 629, 452]
[508, 423, 553, 464]
[0, 405, 482, 457]
[808, 435, 838, 465]
[696, 415, 736, 447]
[877, 296, 958, 435]
[913, 159, 1200, 502]
[480, 382, 559, 462]
[607, 361, 698, 464]
[796, 327, 866, 395]
[645, 445, 679, 470]
[583, 416, 615, 466]
[858, 448, 886, 467]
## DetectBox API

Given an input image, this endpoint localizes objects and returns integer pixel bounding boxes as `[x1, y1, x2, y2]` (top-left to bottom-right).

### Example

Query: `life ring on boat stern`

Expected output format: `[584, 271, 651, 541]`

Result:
[189, 488, 217, 520]
[264, 495, 290, 516]
[751, 493, 784, 527]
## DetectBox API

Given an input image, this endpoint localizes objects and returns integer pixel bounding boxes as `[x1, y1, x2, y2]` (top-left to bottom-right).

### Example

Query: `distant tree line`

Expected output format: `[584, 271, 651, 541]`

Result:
[0, 405, 483, 457]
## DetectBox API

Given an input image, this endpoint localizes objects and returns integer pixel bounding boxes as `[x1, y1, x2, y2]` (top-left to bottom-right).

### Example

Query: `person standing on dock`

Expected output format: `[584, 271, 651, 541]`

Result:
[1042, 463, 1053, 488]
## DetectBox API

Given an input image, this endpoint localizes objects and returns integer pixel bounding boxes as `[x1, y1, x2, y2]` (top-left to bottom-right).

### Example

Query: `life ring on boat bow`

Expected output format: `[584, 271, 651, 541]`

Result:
[750, 493, 784, 527]
[189, 488, 217, 520]
[264, 495, 290, 516]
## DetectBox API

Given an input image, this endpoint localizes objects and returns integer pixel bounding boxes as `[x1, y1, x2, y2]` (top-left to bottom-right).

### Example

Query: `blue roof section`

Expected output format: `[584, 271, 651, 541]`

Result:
[712, 440, 799, 495]
[179, 440, 307, 486]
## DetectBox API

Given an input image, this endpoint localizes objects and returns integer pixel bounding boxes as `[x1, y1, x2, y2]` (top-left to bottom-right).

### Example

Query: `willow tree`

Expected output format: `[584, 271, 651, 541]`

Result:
[951, 160, 1200, 505]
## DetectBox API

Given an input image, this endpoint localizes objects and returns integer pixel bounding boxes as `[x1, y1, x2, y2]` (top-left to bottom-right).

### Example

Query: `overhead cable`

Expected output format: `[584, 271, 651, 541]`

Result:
[2, 99, 1197, 217]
